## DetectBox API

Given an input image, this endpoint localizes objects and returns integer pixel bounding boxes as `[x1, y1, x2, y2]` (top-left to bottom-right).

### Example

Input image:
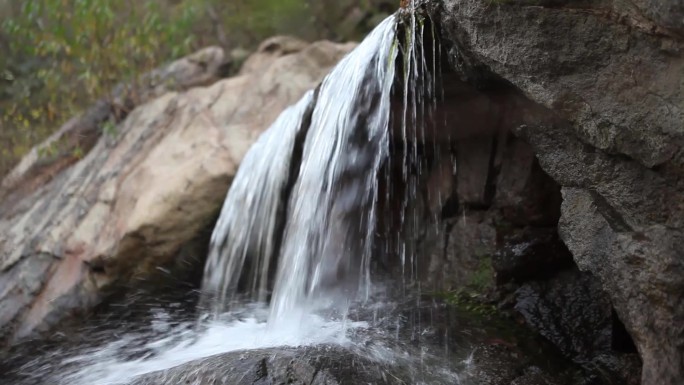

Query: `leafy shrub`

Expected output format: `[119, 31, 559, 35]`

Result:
[0, 0, 391, 177]
[1, 0, 201, 175]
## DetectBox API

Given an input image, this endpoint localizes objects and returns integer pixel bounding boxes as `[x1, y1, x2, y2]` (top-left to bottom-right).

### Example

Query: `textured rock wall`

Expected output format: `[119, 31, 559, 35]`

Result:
[434, 0, 684, 383]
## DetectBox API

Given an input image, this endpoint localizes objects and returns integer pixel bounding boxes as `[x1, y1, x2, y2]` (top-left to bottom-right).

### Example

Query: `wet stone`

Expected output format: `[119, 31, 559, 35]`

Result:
[492, 227, 574, 284]
[129, 346, 404, 385]
[514, 269, 612, 360]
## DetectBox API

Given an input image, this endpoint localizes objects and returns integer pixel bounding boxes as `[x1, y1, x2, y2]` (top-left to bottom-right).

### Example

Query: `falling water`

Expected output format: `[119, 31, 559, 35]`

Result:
[202, 91, 315, 310]
[268, 14, 398, 320]
[201, 15, 402, 320]
[201, 4, 441, 325]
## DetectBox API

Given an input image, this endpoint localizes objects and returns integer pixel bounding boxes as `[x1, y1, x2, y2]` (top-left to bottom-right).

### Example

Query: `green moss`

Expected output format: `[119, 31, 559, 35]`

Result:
[422, 255, 496, 317]
[468, 256, 495, 292]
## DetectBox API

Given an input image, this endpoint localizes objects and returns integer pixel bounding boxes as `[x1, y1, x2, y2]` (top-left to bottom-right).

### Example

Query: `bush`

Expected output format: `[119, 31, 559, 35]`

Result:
[0, 0, 391, 177]
[0, 0, 202, 175]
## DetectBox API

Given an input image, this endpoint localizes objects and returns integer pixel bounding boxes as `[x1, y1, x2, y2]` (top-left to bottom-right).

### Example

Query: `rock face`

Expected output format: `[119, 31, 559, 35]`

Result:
[434, 1, 684, 384]
[514, 270, 613, 360]
[423, 129, 563, 293]
[0, 38, 355, 345]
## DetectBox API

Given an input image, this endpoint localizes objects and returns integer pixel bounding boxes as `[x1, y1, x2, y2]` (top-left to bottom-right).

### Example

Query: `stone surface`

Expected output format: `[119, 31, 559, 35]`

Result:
[129, 346, 402, 385]
[437, 0, 683, 168]
[514, 269, 613, 360]
[122, 329, 576, 385]
[433, 210, 497, 291]
[424, 132, 562, 292]
[0, 46, 229, 203]
[557, 187, 683, 384]
[463, 344, 562, 385]
[435, 1, 684, 383]
[0, 38, 355, 345]
[493, 228, 573, 284]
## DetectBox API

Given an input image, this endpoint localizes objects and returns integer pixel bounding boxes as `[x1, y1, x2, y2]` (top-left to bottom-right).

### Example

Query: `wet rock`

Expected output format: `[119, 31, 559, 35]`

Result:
[421, 123, 563, 292]
[510, 368, 561, 385]
[428, 210, 497, 291]
[492, 228, 573, 284]
[557, 188, 684, 384]
[0, 40, 355, 345]
[465, 344, 524, 384]
[514, 270, 613, 360]
[129, 346, 403, 385]
[492, 139, 562, 227]
[131, 343, 572, 385]
[581, 353, 642, 385]
[464, 344, 563, 385]
[455, 136, 494, 206]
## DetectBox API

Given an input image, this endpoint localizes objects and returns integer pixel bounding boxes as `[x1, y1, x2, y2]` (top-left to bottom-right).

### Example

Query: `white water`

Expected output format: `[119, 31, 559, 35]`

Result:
[202, 91, 315, 311]
[202, 15, 401, 322]
[269, 14, 398, 321]
[57, 309, 367, 385]
[34, 290, 463, 385]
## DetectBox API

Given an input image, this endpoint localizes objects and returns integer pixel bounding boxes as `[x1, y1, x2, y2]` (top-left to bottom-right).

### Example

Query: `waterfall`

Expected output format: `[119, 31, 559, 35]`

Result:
[201, 92, 315, 311]
[201, 5, 439, 324]
[268, 14, 398, 321]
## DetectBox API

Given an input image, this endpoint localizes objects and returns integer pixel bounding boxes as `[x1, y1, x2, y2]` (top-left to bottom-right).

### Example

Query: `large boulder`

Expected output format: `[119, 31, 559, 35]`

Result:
[0, 37, 355, 345]
[434, 1, 684, 384]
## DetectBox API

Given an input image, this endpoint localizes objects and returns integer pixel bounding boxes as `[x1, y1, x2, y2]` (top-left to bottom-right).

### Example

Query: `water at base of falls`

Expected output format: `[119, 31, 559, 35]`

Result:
[6, 284, 495, 385]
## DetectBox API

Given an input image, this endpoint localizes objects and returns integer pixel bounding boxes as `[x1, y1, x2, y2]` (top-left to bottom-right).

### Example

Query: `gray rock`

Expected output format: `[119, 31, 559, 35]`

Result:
[558, 188, 684, 384]
[582, 353, 642, 385]
[435, 1, 684, 383]
[437, 0, 683, 168]
[492, 228, 573, 284]
[128, 346, 425, 385]
[463, 344, 566, 385]
[514, 269, 613, 360]
[429, 210, 497, 292]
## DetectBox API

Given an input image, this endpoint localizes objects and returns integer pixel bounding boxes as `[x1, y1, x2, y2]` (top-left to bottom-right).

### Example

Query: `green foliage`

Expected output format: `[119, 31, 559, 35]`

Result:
[423, 256, 496, 316]
[0, 0, 391, 177]
[0, 0, 201, 175]
[468, 256, 495, 292]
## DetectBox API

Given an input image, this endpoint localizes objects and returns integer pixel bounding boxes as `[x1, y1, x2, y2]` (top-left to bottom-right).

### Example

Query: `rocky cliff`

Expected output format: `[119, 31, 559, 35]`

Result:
[432, 1, 683, 384]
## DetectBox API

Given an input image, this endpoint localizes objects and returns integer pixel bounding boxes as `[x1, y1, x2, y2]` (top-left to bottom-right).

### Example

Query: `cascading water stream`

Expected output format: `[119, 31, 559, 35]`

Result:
[201, 3, 440, 327]
[201, 91, 315, 311]
[262, 14, 399, 322]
